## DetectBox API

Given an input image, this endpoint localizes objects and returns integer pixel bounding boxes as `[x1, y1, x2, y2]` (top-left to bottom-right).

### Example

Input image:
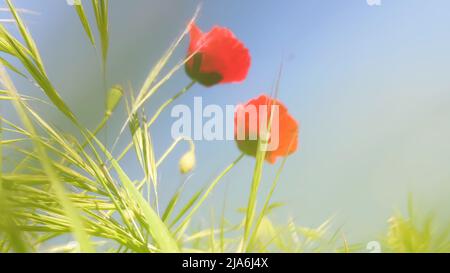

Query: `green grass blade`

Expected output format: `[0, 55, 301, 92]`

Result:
[92, 0, 109, 66]
[247, 156, 289, 251]
[162, 190, 182, 223]
[0, 56, 26, 78]
[169, 187, 203, 228]
[74, 2, 96, 46]
[110, 158, 179, 252]
[5, 0, 44, 71]
[242, 140, 266, 251]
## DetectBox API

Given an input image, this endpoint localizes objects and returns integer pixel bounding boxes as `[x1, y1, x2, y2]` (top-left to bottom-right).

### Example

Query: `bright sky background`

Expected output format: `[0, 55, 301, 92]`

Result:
[5, 0, 450, 243]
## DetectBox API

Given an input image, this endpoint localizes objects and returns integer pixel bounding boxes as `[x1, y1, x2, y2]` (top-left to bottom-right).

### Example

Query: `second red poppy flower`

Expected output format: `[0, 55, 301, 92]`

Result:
[234, 95, 299, 164]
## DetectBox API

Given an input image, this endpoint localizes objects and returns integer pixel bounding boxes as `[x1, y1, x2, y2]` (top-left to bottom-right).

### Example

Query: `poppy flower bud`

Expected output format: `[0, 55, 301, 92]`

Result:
[106, 85, 123, 117]
[179, 149, 196, 174]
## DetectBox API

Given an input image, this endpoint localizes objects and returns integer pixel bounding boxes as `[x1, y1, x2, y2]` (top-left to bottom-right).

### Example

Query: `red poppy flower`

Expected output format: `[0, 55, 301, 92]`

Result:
[234, 95, 299, 164]
[185, 23, 251, 87]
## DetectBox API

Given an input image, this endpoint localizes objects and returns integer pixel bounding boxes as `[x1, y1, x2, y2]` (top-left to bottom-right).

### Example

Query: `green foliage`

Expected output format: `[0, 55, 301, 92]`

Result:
[382, 202, 450, 253]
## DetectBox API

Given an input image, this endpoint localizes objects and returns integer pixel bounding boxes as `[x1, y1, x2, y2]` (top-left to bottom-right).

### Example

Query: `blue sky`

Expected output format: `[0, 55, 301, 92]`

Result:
[5, 0, 450, 243]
